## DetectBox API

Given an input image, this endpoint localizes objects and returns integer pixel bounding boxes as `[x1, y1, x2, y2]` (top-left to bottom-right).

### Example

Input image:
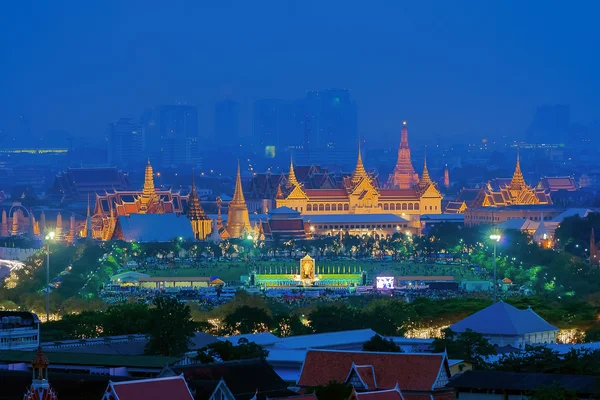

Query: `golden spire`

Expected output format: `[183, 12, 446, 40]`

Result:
[351, 141, 368, 184]
[87, 193, 91, 217]
[420, 147, 431, 188]
[444, 164, 450, 188]
[510, 148, 526, 190]
[143, 159, 156, 196]
[187, 170, 209, 221]
[232, 160, 246, 204]
[287, 157, 299, 187]
[227, 161, 251, 238]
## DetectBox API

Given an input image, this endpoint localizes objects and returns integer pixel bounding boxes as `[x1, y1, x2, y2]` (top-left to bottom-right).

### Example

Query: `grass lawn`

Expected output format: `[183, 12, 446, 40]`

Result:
[126, 260, 488, 283]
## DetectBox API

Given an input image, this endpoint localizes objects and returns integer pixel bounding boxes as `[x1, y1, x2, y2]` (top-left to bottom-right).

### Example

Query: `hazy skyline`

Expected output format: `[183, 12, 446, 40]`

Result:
[1, 1, 599, 143]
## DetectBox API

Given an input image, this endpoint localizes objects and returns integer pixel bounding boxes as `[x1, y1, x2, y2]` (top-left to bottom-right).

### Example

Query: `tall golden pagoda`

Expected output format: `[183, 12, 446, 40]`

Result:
[139, 159, 163, 214]
[419, 148, 432, 191]
[286, 157, 300, 188]
[351, 142, 369, 185]
[509, 148, 527, 192]
[226, 161, 251, 238]
[388, 120, 420, 189]
[187, 172, 212, 240]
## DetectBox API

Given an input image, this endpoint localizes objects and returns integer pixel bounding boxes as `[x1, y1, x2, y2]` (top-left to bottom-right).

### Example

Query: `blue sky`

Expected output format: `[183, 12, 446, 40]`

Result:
[1, 0, 598, 142]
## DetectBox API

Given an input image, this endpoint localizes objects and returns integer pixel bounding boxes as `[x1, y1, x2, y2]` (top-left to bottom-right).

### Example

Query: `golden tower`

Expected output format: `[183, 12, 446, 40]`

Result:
[226, 161, 251, 238]
[444, 164, 450, 189]
[388, 120, 420, 189]
[286, 157, 299, 188]
[419, 148, 432, 190]
[351, 142, 368, 185]
[139, 159, 162, 214]
[187, 173, 212, 240]
[509, 148, 527, 192]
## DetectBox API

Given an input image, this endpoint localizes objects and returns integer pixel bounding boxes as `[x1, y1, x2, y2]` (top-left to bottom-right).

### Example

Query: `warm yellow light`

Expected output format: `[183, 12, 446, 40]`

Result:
[489, 234, 501, 241]
[45, 231, 55, 240]
[403, 120, 407, 125]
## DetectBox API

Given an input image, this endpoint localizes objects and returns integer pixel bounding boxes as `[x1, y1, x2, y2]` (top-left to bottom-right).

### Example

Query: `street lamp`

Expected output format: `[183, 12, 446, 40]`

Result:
[44, 231, 55, 322]
[489, 234, 501, 303]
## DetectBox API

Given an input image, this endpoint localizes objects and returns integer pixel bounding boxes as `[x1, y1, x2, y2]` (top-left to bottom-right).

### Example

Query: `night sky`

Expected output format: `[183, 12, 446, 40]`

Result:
[1, 1, 599, 142]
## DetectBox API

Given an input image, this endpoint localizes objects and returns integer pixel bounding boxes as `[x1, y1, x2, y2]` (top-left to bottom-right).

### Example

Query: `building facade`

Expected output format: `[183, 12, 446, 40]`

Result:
[275, 128, 443, 231]
[446, 150, 553, 213]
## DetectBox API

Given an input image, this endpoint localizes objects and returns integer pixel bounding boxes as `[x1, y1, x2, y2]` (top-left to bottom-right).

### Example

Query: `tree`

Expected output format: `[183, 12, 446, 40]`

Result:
[103, 303, 150, 336]
[309, 304, 362, 333]
[362, 335, 402, 352]
[305, 381, 352, 400]
[528, 383, 578, 400]
[433, 328, 496, 368]
[196, 338, 269, 363]
[222, 305, 272, 335]
[145, 296, 197, 356]
[491, 345, 561, 373]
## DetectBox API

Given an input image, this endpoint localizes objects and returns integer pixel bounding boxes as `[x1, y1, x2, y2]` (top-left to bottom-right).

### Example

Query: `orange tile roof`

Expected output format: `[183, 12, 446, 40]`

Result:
[109, 376, 194, 400]
[298, 350, 448, 391]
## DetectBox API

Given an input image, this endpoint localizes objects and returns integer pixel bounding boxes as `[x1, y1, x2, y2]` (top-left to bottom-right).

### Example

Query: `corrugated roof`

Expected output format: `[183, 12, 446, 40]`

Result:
[275, 329, 378, 350]
[449, 301, 558, 336]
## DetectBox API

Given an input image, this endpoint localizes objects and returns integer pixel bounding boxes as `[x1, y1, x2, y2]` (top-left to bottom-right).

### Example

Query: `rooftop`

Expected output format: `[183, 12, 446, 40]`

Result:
[449, 301, 558, 336]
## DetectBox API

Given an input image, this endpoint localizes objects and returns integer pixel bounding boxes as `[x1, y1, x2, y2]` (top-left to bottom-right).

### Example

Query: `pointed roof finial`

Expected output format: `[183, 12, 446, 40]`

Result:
[420, 146, 431, 187]
[352, 140, 368, 183]
[287, 156, 299, 187]
[87, 192, 91, 217]
[232, 159, 246, 204]
[510, 147, 526, 190]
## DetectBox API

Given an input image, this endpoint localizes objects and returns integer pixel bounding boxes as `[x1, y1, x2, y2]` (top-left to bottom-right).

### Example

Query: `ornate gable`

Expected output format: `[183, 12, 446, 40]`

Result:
[420, 183, 442, 199]
[286, 185, 309, 200]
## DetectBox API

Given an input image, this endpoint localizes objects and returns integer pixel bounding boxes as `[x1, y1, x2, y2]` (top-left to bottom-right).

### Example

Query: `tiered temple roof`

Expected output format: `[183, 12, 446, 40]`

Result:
[445, 151, 552, 213]
[52, 167, 130, 201]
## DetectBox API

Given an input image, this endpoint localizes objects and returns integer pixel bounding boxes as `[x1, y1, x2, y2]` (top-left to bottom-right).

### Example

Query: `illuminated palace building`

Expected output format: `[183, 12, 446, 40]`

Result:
[92, 160, 212, 241]
[265, 121, 443, 235]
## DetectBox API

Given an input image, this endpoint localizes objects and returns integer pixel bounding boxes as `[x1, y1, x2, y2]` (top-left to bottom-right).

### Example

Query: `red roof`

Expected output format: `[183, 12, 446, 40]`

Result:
[107, 376, 194, 400]
[298, 350, 448, 391]
[354, 365, 377, 389]
[304, 189, 348, 198]
[352, 389, 404, 400]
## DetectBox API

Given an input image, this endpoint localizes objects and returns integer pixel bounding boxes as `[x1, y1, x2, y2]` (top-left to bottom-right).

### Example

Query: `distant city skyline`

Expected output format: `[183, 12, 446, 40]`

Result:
[2, 2, 600, 145]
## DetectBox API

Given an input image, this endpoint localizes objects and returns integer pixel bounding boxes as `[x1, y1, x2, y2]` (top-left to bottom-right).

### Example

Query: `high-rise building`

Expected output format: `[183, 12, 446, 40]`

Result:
[140, 107, 159, 157]
[158, 105, 198, 167]
[527, 105, 570, 144]
[215, 99, 240, 143]
[107, 117, 145, 167]
[304, 89, 357, 149]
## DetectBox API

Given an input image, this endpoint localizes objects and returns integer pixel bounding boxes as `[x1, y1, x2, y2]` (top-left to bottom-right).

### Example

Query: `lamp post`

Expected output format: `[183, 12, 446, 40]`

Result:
[489, 234, 501, 302]
[44, 231, 55, 322]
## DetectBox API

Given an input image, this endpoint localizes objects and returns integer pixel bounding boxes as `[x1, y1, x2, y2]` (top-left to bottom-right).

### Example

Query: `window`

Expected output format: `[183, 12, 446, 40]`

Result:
[338, 203, 343, 210]
[344, 204, 349, 210]
[319, 204, 324, 211]
[408, 203, 413, 210]
[390, 203, 395, 210]
[414, 203, 420, 210]
[331, 204, 337, 211]
[325, 204, 331, 211]
[402, 203, 408, 210]
[383, 203, 389, 210]
[396, 203, 401, 210]
[307, 204, 312, 211]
